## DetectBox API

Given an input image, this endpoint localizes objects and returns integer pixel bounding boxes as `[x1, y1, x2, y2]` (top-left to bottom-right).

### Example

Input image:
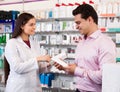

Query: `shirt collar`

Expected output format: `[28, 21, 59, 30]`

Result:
[82, 30, 101, 40]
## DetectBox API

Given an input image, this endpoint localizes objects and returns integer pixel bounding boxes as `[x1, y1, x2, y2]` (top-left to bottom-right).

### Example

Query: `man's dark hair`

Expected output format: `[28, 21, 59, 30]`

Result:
[72, 4, 98, 24]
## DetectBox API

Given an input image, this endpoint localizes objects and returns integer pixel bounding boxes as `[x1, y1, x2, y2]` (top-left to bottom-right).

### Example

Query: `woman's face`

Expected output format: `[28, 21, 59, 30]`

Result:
[22, 18, 36, 35]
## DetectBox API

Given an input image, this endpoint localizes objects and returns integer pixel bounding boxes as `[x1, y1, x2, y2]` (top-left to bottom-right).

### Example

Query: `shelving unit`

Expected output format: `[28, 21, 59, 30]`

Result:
[0, 1, 120, 91]
[42, 87, 75, 92]
[34, 17, 78, 91]
[35, 13, 120, 91]
[35, 30, 79, 34]
[40, 72, 75, 92]
[0, 20, 15, 32]
[0, 19, 15, 91]
[37, 18, 74, 22]
[34, 15, 120, 57]
[0, 82, 5, 92]
[34, 17, 78, 62]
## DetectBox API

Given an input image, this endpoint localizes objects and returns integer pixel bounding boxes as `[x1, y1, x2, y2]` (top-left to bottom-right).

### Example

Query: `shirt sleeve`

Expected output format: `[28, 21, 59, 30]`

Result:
[74, 39, 116, 84]
[5, 39, 39, 74]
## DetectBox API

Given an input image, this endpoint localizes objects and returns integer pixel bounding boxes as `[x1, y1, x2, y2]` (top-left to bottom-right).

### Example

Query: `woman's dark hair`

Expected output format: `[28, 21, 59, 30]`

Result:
[12, 12, 35, 38]
[4, 57, 10, 85]
[72, 4, 98, 24]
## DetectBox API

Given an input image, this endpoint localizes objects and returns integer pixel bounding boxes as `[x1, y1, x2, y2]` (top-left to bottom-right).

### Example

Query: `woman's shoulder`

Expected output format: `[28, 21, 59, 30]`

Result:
[5, 38, 17, 49]
[6, 38, 17, 45]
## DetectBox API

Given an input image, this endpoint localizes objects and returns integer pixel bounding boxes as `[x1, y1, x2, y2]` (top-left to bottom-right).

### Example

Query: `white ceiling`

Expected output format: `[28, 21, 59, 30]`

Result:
[0, 0, 23, 3]
[0, 0, 43, 4]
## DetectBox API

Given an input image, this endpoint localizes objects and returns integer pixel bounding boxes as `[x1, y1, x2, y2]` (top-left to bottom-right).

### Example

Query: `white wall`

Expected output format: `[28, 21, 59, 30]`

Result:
[0, 0, 102, 11]
[1, 0, 116, 12]
[0, 0, 58, 11]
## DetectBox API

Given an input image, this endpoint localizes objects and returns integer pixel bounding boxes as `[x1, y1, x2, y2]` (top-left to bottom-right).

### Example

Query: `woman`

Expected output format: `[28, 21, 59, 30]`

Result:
[4, 13, 51, 92]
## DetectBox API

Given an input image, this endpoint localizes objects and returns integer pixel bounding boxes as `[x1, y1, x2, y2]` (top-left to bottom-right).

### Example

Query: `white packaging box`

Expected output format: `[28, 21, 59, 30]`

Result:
[0, 24, 4, 33]
[50, 35, 57, 45]
[116, 34, 120, 44]
[51, 53, 68, 67]
[56, 35, 62, 44]
[116, 48, 120, 58]
[40, 23, 45, 32]
[62, 34, 70, 44]
[35, 22, 40, 32]
[53, 4, 60, 18]
[102, 63, 120, 92]
[46, 22, 53, 32]
[113, 3, 118, 14]
[59, 4, 67, 18]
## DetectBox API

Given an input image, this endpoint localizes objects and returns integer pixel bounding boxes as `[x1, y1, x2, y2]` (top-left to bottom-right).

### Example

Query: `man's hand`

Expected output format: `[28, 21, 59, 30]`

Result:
[64, 64, 77, 74]
[54, 62, 77, 74]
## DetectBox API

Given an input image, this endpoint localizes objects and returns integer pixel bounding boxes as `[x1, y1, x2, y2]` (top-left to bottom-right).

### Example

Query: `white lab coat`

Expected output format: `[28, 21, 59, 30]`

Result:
[5, 36, 48, 92]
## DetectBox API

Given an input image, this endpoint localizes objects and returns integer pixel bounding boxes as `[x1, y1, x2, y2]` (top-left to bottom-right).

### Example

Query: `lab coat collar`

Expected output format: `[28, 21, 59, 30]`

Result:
[16, 36, 31, 49]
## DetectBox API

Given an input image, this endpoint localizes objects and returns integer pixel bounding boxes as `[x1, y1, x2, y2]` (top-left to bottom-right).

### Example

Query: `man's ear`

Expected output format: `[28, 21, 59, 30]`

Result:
[87, 16, 94, 24]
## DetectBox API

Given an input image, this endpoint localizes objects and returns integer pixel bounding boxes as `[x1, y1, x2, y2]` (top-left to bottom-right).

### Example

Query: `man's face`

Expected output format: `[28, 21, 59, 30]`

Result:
[74, 14, 90, 35]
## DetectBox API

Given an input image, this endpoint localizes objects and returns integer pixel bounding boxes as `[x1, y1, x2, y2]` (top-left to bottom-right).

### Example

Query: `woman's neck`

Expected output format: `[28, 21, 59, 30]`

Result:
[20, 33, 29, 41]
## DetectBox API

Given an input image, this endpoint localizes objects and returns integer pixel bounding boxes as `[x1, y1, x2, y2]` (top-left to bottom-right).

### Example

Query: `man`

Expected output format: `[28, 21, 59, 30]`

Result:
[54, 4, 116, 92]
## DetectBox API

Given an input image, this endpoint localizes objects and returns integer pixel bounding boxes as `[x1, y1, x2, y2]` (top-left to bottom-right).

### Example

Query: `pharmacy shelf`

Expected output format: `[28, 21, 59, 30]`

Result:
[0, 80, 5, 92]
[37, 18, 55, 22]
[0, 19, 15, 34]
[35, 30, 79, 34]
[0, 19, 14, 89]
[36, 30, 120, 35]
[37, 15, 120, 22]
[0, 32, 12, 34]
[0, 86, 5, 92]
[37, 18, 74, 22]
[42, 87, 75, 92]
[41, 72, 75, 92]
[99, 13, 120, 18]
[102, 31, 120, 33]
[0, 43, 6, 46]
[36, 30, 120, 34]
[116, 43, 120, 47]
[40, 44, 77, 47]
[40, 72, 75, 92]
[49, 72, 74, 76]
[37, 14, 120, 22]
[55, 18, 74, 21]
[0, 83, 5, 87]
[116, 58, 120, 62]
[0, 20, 14, 23]
[40, 72, 74, 78]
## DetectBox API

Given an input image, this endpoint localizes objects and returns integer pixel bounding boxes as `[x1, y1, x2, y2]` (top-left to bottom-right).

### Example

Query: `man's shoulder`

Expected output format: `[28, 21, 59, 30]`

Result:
[98, 33, 113, 42]
[97, 34, 115, 48]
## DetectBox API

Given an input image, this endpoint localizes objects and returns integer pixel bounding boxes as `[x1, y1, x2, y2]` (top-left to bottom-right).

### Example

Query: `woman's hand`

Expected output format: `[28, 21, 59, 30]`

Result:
[36, 55, 51, 63]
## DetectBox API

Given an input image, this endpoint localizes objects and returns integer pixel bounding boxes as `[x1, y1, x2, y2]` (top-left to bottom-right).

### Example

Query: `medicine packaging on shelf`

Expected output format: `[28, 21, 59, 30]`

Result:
[0, 24, 4, 33]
